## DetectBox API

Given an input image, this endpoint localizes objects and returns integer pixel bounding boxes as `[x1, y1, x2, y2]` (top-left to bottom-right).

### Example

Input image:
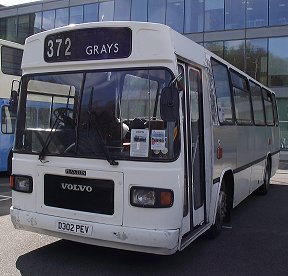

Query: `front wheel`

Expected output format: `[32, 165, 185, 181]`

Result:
[206, 182, 228, 238]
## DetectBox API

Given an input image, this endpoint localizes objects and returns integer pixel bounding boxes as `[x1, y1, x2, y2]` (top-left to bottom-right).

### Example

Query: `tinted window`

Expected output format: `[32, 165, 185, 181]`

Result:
[84, 3, 99, 23]
[55, 8, 69, 28]
[70, 6, 83, 24]
[225, 0, 245, 30]
[211, 59, 233, 124]
[205, 0, 224, 31]
[166, 0, 184, 33]
[18, 14, 34, 44]
[224, 40, 245, 71]
[34, 12, 42, 34]
[1, 106, 16, 134]
[148, 0, 166, 24]
[269, 0, 288, 26]
[42, 10, 55, 31]
[246, 39, 268, 85]
[205, 41, 224, 58]
[263, 89, 275, 125]
[131, 0, 147, 21]
[1, 46, 23, 76]
[246, 0, 268, 28]
[249, 81, 265, 125]
[114, 0, 131, 20]
[268, 37, 288, 87]
[230, 71, 252, 124]
[99, 1, 114, 21]
[184, 0, 204, 33]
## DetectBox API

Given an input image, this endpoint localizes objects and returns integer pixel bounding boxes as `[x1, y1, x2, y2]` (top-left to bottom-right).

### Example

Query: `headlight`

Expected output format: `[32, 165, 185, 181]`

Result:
[10, 175, 33, 193]
[130, 187, 173, 208]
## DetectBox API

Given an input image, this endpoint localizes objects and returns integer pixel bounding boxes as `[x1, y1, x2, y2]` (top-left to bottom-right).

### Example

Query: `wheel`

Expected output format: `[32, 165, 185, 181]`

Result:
[206, 181, 228, 238]
[255, 160, 271, 195]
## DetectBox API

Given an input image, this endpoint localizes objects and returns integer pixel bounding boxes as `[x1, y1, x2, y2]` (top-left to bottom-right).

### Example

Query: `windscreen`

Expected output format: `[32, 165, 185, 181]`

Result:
[14, 68, 180, 162]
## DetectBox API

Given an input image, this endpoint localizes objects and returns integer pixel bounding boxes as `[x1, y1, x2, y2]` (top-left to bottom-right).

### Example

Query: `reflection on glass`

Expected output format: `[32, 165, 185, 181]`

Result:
[34, 12, 42, 34]
[268, 37, 288, 86]
[277, 98, 288, 149]
[55, 8, 69, 28]
[99, 1, 114, 21]
[225, 0, 245, 30]
[84, 3, 99, 23]
[184, 0, 204, 33]
[114, 0, 131, 20]
[70, 6, 83, 24]
[18, 15, 30, 44]
[224, 40, 245, 71]
[166, 0, 184, 33]
[247, 0, 268, 28]
[246, 39, 268, 85]
[148, 0, 166, 24]
[269, 0, 288, 26]
[131, 0, 147, 21]
[204, 41, 224, 58]
[42, 10, 55, 31]
[205, 0, 224, 31]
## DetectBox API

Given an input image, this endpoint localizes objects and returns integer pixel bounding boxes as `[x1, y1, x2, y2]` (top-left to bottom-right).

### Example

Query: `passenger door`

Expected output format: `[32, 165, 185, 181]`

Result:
[187, 66, 205, 227]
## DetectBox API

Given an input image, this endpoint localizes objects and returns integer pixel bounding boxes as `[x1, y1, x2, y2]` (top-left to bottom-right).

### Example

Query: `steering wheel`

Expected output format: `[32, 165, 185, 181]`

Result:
[53, 107, 74, 126]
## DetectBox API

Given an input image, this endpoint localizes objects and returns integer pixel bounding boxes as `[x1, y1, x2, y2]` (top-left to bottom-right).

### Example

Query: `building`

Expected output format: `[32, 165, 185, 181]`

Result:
[0, 0, 287, 158]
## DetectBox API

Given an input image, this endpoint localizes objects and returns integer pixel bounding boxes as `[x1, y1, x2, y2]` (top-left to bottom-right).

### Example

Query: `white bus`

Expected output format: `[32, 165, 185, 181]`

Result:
[10, 22, 279, 255]
[0, 39, 23, 173]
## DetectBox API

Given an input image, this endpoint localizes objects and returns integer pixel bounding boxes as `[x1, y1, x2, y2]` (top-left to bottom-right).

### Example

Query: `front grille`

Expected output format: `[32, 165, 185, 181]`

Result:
[44, 174, 114, 215]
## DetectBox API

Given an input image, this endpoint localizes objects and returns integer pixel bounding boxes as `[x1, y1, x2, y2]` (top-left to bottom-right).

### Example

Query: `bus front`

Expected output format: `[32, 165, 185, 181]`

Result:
[10, 22, 183, 255]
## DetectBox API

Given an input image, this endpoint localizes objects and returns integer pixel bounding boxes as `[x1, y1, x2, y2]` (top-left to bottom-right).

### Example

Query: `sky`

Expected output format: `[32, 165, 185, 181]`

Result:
[0, 0, 40, 7]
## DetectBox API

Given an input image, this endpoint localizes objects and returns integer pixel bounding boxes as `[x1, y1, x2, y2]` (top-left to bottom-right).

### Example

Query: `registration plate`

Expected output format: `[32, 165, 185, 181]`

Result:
[56, 220, 93, 236]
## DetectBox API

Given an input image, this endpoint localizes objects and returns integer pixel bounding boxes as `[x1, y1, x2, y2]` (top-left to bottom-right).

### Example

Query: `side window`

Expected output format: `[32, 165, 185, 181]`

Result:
[263, 89, 275, 126]
[230, 70, 252, 125]
[272, 93, 279, 126]
[1, 46, 23, 76]
[211, 59, 234, 124]
[188, 67, 200, 122]
[1, 105, 16, 134]
[249, 81, 265, 126]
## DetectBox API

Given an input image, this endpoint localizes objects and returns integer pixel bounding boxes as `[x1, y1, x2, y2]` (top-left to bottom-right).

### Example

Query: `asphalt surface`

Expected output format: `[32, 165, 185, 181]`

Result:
[0, 164, 288, 275]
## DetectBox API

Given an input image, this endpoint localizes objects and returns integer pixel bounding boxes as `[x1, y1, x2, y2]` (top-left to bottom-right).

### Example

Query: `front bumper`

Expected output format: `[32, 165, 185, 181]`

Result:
[10, 207, 180, 255]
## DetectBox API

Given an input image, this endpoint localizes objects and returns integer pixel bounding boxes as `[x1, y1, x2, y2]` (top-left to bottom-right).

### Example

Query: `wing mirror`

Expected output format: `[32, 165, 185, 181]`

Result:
[160, 86, 179, 122]
[10, 80, 20, 114]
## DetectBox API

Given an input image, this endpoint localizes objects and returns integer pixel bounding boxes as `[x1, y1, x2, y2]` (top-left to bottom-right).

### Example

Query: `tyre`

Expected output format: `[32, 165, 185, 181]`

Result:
[206, 180, 228, 238]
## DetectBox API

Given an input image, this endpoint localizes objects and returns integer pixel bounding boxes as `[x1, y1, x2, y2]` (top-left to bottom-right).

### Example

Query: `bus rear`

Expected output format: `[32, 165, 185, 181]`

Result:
[10, 22, 186, 255]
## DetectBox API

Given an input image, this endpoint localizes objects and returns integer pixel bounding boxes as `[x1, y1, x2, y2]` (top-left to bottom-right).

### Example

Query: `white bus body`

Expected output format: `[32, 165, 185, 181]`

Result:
[10, 22, 279, 255]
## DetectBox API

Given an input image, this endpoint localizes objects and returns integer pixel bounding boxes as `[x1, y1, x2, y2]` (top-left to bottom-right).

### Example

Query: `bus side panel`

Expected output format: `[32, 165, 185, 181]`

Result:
[213, 125, 237, 183]
[250, 126, 268, 193]
[234, 126, 254, 206]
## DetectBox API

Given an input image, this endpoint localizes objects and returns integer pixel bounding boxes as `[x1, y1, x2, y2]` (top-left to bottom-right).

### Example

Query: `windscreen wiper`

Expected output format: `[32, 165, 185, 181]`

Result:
[87, 88, 118, 166]
[38, 109, 63, 161]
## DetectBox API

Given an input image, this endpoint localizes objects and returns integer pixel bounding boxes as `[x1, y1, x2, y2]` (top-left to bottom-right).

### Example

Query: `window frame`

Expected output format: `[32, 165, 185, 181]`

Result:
[249, 80, 266, 126]
[211, 58, 235, 125]
[229, 69, 253, 126]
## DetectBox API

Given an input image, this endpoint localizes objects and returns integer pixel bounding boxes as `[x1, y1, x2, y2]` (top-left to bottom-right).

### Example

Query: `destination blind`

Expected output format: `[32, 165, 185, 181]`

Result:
[44, 27, 132, 62]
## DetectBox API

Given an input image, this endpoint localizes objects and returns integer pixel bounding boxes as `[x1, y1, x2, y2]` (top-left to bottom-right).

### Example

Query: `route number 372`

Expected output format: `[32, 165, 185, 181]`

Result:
[46, 37, 72, 58]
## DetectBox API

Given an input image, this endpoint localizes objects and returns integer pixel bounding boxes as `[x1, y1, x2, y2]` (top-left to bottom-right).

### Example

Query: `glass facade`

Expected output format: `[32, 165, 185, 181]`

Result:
[0, 0, 288, 152]
[225, 0, 245, 30]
